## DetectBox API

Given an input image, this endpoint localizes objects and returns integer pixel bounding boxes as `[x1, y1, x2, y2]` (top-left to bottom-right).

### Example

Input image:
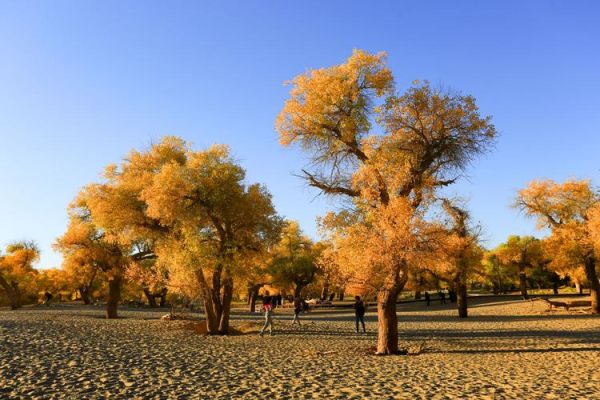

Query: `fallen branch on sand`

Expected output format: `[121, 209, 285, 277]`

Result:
[531, 298, 591, 311]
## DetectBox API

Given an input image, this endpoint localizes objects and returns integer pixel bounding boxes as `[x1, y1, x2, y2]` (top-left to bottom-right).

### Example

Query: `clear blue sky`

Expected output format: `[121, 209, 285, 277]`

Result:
[1, 1, 599, 269]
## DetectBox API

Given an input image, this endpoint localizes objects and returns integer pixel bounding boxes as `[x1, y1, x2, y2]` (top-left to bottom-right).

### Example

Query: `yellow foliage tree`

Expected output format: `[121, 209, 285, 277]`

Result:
[0, 241, 40, 309]
[55, 203, 127, 318]
[82, 137, 281, 333]
[433, 200, 483, 318]
[268, 221, 320, 298]
[278, 50, 496, 354]
[516, 179, 600, 313]
[494, 235, 544, 299]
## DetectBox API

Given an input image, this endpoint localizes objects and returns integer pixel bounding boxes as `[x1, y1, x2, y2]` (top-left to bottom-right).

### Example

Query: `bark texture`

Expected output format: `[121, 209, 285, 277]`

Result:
[519, 267, 529, 299]
[106, 274, 122, 319]
[584, 256, 600, 314]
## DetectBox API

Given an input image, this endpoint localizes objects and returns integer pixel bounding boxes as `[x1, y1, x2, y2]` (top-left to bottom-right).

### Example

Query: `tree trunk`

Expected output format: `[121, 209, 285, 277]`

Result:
[338, 291, 344, 301]
[492, 281, 500, 295]
[584, 256, 600, 314]
[106, 274, 122, 319]
[456, 280, 468, 318]
[575, 282, 583, 295]
[143, 288, 157, 307]
[321, 280, 329, 301]
[248, 284, 261, 313]
[79, 287, 92, 305]
[519, 267, 528, 299]
[158, 288, 167, 307]
[294, 283, 304, 298]
[414, 290, 421, 300]
[377, 283, 401, 355]
[552, 282, 559, 295]
[196, 270, 219, 334]
[218, 276, 234, 334]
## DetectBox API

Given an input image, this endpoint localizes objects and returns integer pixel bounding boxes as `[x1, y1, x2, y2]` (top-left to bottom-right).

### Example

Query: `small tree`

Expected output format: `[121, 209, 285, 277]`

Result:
[269, 221, 318, 298]
[55, 214, 126, 318]
[494, 236, 544, 299]
[481, 251, 510, 294]
[0, 241, 40, 309]
[436, 200, 483, 318]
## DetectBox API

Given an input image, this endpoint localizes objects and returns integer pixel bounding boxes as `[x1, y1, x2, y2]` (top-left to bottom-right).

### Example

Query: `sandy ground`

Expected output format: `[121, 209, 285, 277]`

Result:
[1, 296, 599, 399]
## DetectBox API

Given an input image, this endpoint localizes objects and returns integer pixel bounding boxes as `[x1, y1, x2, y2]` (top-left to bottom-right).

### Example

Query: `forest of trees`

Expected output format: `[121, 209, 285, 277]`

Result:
[2, 50, 600, 354]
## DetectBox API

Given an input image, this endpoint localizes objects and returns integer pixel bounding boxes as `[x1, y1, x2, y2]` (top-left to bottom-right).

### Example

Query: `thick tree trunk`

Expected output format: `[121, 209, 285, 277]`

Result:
[249, 292, 257, 313]
[143, 288, 158, 307]
[106, 274, 122, 319]
[196, 270, 219, 334]
[457, 280, 468, 318]
[552, 282, 559, 295]
[79, 287, 92, 305]
[248, 284, 261, 313]
[218, 276, 233, 334]
[294, 284, 304, 298]
[519, 267, 528, 299]
[321, 281, 329, 301]
[414, 290, 421, 300]
[584, 256, 600, 314]
[377, 284, 401, 355]
[575, 282, 583, 294]
[338, 291, 344, 301]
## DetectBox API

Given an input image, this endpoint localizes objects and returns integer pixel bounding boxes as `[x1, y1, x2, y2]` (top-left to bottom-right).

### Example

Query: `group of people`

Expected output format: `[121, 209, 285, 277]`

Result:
[258, 291, 367, 336]
[424, 290, 447, 306]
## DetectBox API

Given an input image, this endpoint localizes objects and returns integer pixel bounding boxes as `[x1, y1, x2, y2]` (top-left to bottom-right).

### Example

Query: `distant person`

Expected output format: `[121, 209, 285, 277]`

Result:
[425, 292, 431, 306]
[259, 291, 275, 336]
[302, 298, 310, 313]
[44, 291, 53, 307]
[328, 292, 335, 302]
[353, 296, 366, 333]
[439, 291, 446, 305]
[292, 297, 302, 326]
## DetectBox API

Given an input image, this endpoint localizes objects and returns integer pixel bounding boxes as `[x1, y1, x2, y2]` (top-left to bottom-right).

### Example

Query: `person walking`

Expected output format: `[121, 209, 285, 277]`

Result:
[291, 296, 302, 326]
[259, 291, 275, 336]
[44, 290, 53, 307]
[425, 291, 431, 306]
[353, 296, 366, 333]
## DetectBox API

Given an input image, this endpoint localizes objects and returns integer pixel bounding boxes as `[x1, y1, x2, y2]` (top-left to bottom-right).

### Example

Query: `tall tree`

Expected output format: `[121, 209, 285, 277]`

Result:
[516, 179, 600, 313]
[0, 241, 40, 309]
[277, 50, 496, 354]
[64, 137, 278, 328]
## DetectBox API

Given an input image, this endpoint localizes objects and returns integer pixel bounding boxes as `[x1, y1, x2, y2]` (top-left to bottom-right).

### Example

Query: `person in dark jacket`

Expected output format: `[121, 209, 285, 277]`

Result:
[353, 296, 366, 333]
[292, 297, 302, 326]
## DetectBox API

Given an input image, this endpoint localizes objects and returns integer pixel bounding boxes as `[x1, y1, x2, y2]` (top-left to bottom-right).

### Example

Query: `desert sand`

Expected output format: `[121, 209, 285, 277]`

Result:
[1, 297, 599, 399]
